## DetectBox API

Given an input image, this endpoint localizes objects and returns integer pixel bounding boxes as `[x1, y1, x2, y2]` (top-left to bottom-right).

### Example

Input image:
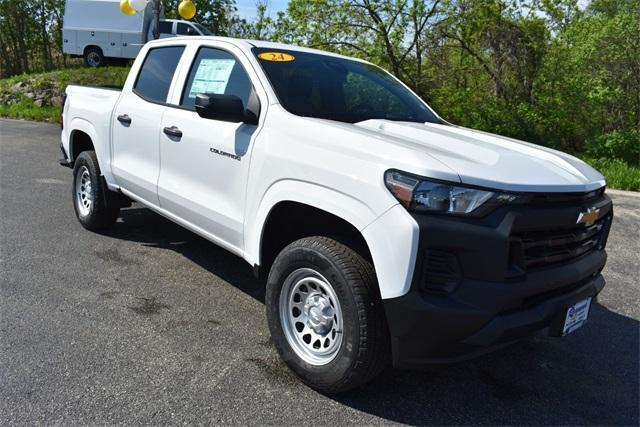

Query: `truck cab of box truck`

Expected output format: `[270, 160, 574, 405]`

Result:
[62, 0, 209, 66]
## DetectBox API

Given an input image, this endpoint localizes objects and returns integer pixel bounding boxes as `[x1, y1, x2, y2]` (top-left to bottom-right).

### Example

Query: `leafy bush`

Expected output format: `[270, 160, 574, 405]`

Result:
[587, 129, 640, 166]
[585, 157, 640, 191]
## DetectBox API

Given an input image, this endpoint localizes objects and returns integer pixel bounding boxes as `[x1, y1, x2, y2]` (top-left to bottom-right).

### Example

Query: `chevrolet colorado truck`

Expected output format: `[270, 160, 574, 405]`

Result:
[60, 37, 613, 392]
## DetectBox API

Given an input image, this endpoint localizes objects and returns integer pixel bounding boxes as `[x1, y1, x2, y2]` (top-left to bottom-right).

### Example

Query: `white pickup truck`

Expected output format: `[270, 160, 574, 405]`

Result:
[60, 37, 613, 392]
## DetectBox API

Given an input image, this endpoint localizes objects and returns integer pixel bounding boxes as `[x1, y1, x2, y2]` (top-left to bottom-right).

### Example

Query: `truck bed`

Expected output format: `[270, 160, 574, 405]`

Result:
[63, 85, 123, 182]
[64, 85, 121, 132]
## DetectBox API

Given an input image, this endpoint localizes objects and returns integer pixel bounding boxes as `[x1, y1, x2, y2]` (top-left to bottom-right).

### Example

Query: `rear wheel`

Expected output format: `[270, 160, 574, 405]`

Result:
[84, 47, 104, 67]
[266, 236, 390, 393]
[72, 151, 119, 230]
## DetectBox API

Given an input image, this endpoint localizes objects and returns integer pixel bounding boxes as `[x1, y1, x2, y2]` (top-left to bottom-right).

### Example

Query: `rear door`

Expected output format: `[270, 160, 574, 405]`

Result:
[107, 33, 122, 58]
[111, 45, 185, 205]
[62, 29, 78, 55]
[157, 43, 264, 252]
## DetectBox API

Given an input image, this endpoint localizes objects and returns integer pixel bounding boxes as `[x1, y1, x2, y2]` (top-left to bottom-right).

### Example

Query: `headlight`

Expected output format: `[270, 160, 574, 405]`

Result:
[384, 170, 518, 216]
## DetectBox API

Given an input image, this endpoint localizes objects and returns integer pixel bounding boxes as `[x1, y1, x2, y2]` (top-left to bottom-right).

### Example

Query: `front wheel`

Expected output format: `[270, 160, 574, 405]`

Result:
[266, 236, 390, 393]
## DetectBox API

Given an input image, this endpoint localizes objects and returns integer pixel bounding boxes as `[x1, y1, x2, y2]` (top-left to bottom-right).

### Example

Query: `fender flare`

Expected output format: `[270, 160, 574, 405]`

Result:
[68, 117, 116, 185]
[246, 180, 419, 300]
[246, 179, 380, 267]
[68, 117, 98, 161]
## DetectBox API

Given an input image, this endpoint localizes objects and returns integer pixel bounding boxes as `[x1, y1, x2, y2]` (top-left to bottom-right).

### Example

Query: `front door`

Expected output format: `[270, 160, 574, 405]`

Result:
[157, 46, 260, 252]
[111, 45, 185, 205]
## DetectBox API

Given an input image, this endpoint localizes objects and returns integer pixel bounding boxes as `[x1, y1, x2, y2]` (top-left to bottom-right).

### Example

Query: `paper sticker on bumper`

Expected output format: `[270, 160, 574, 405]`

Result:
[563, 298, 592, 335]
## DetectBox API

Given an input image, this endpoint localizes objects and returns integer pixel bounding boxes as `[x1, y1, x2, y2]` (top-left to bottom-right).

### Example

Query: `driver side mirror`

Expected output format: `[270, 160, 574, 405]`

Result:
[195, 93, 258, 125]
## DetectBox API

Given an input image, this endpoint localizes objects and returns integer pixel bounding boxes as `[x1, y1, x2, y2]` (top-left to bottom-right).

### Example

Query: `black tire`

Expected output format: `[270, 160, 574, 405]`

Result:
[72, 151, 120, 230]
[84, 47, 104, 67]
[266, 236, 390, 393]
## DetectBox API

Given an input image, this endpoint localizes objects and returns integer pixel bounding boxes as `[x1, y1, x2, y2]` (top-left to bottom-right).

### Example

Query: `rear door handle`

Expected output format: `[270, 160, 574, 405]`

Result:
[117, 114, 131, 125]
[163, 126, 183, 139]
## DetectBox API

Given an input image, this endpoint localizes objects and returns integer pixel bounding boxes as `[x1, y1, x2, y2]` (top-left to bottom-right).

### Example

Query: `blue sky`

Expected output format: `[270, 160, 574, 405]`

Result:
[234, 0, 593, 21]
[235, 0, 289, 19]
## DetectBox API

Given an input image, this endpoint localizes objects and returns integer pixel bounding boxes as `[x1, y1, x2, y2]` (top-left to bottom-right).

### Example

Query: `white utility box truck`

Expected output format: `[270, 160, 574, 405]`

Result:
[62, 0, 210, 66]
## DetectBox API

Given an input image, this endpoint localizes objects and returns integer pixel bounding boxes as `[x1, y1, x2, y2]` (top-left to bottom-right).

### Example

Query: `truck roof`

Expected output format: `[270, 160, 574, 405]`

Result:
[145, 36, 368, 63]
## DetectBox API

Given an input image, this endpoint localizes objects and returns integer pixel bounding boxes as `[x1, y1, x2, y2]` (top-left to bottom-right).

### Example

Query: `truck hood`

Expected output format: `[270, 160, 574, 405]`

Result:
[353, 120, 605, 193]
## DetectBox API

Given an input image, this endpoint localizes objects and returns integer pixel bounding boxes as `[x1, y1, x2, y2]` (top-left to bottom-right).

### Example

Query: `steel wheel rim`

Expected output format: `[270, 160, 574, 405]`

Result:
[87, 52, 100, 66]
[75, 166, 92, 216]
[279, 268, 343, 366]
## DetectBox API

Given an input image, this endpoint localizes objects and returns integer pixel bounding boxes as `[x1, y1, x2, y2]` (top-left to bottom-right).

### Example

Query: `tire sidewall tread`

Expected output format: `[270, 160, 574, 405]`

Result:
[72, 151, 119, 230]
[266, 236, 389, 393]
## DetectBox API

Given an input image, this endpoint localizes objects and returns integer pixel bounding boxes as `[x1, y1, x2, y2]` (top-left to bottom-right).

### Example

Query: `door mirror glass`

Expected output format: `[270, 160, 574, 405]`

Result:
[195, 93, 257, 124]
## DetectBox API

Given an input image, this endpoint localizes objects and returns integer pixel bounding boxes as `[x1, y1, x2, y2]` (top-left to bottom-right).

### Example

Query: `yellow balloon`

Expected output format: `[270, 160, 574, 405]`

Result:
[178, 0, 196, 19]
[119, 0, 136, 15]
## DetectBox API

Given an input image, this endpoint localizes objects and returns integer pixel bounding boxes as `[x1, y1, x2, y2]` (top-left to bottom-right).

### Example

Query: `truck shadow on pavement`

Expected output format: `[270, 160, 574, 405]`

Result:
[106, 206, 639, 426]
[336, 304, 639, 425]
[108, 206, 268, 302]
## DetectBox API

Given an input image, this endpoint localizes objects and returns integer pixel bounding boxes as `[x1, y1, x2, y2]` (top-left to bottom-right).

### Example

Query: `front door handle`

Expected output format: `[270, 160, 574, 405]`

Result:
[163, 126, 183, 139]
[117, 114, 131, 125]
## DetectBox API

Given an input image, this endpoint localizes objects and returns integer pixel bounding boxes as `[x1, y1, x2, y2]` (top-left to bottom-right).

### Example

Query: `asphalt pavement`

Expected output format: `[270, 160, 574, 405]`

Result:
[1, 118, 638, 425]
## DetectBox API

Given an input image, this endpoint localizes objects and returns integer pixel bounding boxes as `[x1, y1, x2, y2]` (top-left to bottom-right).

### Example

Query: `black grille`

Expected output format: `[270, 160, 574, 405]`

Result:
[510, 215, 610, 270]
[525, 187, 606, 205]
[421, 250, 461, 293]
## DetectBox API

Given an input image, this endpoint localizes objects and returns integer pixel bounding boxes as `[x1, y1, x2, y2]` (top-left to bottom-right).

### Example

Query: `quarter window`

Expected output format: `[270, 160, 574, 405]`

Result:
[180, 47, 252, 109]
[134, 46, 185, 103]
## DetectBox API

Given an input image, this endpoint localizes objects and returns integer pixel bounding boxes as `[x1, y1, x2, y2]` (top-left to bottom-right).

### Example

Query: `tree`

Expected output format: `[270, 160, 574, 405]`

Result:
[280, 0, 446, 91]
[160, 0, 238, 35]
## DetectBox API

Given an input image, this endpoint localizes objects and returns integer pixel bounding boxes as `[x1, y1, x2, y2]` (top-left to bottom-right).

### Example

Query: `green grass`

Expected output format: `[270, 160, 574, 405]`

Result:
[584, 158, 640, 191]
[0, 66, 130, 93]
[0, 66, 130, 123]
[0, 96, 60, 122]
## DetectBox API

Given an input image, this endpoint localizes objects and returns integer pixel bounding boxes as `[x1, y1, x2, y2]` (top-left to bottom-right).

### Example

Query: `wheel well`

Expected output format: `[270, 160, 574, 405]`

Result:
[83, 45, 102, 56]
[70, 130, 94, 161]
[258, 201, 372, 277]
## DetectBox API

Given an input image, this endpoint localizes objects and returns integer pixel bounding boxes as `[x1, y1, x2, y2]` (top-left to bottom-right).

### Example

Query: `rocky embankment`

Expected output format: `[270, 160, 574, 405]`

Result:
[0, 79, 65, 108]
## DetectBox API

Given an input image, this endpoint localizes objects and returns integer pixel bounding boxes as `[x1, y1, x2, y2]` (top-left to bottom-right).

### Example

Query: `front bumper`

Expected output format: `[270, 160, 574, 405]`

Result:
[383, 192, 612, 367]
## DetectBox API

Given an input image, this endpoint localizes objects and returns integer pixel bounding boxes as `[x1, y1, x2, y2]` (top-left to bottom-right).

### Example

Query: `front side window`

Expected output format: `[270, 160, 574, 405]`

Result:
[134, 46, 185, 103]
[253, 48, 439, 124]
[180, 47, 253, 109]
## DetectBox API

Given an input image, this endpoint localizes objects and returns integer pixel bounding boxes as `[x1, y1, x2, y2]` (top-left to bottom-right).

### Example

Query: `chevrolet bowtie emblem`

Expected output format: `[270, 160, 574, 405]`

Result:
[576, 207, 600, 226]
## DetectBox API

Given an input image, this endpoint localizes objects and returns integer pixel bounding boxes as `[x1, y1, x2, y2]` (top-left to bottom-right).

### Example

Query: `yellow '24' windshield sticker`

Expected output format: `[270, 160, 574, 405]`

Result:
[258, 52, 295, 62]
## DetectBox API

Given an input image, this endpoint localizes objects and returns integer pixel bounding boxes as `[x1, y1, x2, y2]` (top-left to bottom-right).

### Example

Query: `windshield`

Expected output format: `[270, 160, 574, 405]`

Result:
[253, 48, 440, 124]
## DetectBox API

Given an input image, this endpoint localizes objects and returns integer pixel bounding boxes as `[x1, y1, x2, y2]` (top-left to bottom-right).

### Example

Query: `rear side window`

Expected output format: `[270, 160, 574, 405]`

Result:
[134, 46, 185, 103]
